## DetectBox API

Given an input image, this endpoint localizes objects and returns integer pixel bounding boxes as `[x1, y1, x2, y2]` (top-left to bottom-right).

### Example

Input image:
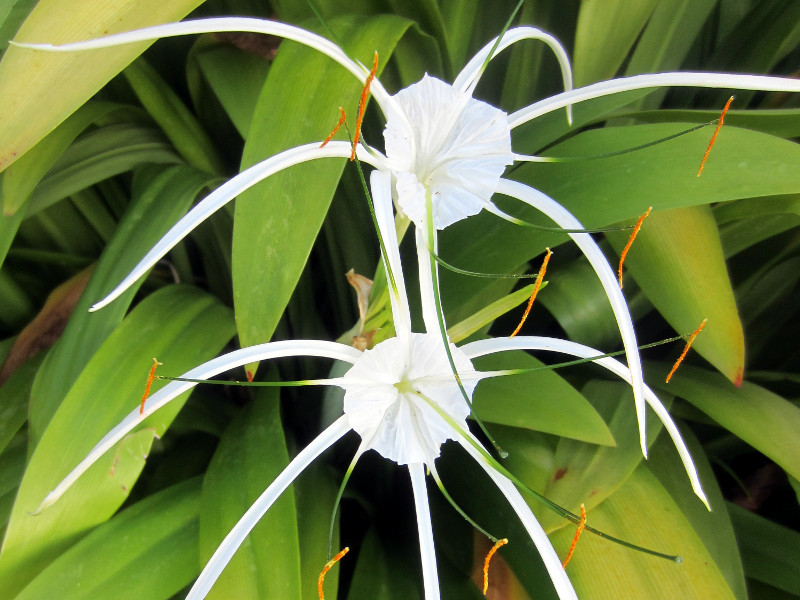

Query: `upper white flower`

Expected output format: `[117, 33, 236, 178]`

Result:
[384, 74, 514, 229]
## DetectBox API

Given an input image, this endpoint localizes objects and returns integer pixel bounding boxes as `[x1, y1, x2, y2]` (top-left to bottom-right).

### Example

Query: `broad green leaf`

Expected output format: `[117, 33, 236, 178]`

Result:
[0, 208, 24, 270]
[607, 205, 745, 384]
[1, 101, 123, 216]
[517, 380, 669, 532]
[28, 165, 217, 445]
[630, 108, 800, 139]
[0, 0, 37, 54]
[192, 41, 271, 138]
[200, 388, 300, 599]
[648, 427, 747, 600]
[347, 526, 421, 600]
[0, 0, 205, 174]
[0, 433, 26, 538]
[233, 15, 412, 352]
[0, 352, 44, 455]
[27, 123, 181, 216]
[123, 57, 225, 175]
[548, 464, 736, 599]
[652, 363, 800, 483]
[14, 478, 201, 600]
[472, 352, 615, 445]
[0, 285, 234, 597]
[296, 462, 341, 600]
[573, 0, 658, 86]
[728, 502, 800, 595]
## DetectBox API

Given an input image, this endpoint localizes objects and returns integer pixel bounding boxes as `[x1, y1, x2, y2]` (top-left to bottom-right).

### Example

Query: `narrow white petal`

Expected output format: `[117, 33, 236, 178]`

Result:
[415, 227, 440, 335]
[34, 340, 362, 513]
[510, 71, 800, 129]
[90, 141, 378, 311]
[494, 178, 648, 456]
[454, 27, 573, 124]
[13, 17, 400, 117]
[187, 416, 352, 599]
[370, 169, 412, 343]
[457, 436, 578, 600]
[462, 336, 709, 508]
[409, 463, 440, 600]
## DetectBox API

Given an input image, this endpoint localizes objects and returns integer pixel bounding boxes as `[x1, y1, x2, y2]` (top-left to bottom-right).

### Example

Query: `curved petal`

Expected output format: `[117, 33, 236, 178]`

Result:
[457, 435, 578, 600]
[90, 141, 381, 311]
[370, 169, 412, 344]
[34, 340, 362, 513]
[454, 26, 573, 124]
[186, 416, 352, 599]
[13, 17, 402, 119]
[509, 71, 800, 129]
[409, 462, 440, 600]
[494, 178, 648, 456]
[462, 336, 709, 508]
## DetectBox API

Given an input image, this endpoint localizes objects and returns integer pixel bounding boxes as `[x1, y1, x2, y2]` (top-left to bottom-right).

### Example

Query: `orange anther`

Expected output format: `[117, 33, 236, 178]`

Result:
[482, 538, 508, 595]
[562, 504, 586, 569]
[351, 51, 378, 161]
[140, 358, 162, 415]
[320, 107, 347, 148]
[318, 547, 349, 600]
[665, 318, 707, 383]
[510, 248, 552, 338]
[617, 206, 652, 289]
[697, 96, 734, 177]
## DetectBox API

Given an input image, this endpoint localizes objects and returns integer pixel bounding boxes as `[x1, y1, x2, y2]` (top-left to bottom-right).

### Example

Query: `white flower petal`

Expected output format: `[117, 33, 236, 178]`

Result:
[494, 178, 648, 456]
[186, 416, 352, 599]
[90, 141, 379, 311]
[462, 336, 709, 508]
[370, 169, 412, 345]
[453, 26, 573, 124]
[409, 463, 440, 600]
[457, 435, 578, 600]
[510, 71, 800, 129]
[384, 75, 513, 229]
[13, 17, 401, 119]
[35, 340, 362, 513]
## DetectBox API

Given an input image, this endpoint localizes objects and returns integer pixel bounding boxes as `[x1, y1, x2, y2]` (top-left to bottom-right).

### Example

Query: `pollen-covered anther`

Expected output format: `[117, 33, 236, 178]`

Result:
[351, 51, 379, 160]
[562, 504, 587, 569]
[697, 96, 734, 177]
[510, 248, 552, 338]
[665, 318, 708, 383]
[617, 206, 652, 289]
[139, 358, 162, 415]
[482, 537, 508, 595]
[320, 107, 347, 148]
[318, 547, 349, 600]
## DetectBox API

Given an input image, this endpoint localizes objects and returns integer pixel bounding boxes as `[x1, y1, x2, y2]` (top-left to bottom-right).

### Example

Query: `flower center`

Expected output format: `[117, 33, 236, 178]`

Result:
[340, 333, 478, 465]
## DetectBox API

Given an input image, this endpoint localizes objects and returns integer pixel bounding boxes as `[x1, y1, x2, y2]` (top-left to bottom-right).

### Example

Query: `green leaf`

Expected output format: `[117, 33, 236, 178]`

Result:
[607, 205, 745, 384]
[573, 0, 658, 86]
[0, 351, 44, 455]
[26, 123, 181, 216]
[651, 363, 800, 483]
[199, 388, 301, 599]
[1, 101, 123, 216]
[29, 165, 218, 445]
[549, 464, 736, 599]
[648, 427, 747, 600]
[728, 502, 800, 595]
[232, 15, 412, 352]
[0, 285, 234, 597]
[123, 57, 226, 175]
[0, 0, 205, 174]
[472, 352, 615, 445]
[14, 478, 202, 600]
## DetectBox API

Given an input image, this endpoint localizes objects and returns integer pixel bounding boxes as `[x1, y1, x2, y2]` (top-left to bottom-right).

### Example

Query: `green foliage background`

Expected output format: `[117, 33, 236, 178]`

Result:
[0, 0, 799, 598]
